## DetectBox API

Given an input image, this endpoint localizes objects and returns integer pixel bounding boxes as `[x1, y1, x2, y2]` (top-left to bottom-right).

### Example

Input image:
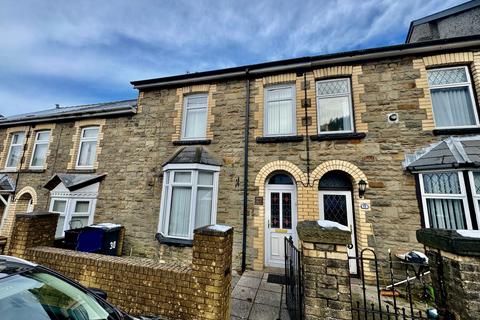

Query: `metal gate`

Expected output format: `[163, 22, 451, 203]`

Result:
[349, 248, 438, 320]
[285, 236, 303, 320]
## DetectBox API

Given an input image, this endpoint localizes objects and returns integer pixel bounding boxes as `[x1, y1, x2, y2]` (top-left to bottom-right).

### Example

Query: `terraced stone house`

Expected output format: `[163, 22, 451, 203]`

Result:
[1, 2, 480, 274]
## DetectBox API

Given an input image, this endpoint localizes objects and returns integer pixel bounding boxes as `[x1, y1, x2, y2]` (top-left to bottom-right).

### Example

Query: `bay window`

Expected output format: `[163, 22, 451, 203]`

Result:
[316, 78, 354, 133]
[419, 171, 473, 230]
[427, 66, 478, 128]
[50, 197, 96, 238]
[158, 164, 219, 240]
[264, 84, 296, 136]
[30, 130, 51, 169]
[76, 126, 99, 169]
[182, 94, 208, 140]
[5, 132, 25, 170]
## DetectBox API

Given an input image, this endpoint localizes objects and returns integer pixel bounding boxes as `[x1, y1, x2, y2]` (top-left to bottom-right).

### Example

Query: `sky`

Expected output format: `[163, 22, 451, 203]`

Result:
[0, 0, 467, 116]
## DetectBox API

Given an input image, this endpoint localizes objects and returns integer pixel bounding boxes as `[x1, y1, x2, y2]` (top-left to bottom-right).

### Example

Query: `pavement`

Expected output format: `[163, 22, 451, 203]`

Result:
[231, 270, 290, 320]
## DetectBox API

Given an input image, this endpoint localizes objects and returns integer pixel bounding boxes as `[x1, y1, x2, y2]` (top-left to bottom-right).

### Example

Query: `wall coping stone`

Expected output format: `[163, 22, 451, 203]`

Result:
[417, 228, 480, 256]
[194, 224, 233, 236]
[297, 220, 351, 245]
[15, 211, 60, 219]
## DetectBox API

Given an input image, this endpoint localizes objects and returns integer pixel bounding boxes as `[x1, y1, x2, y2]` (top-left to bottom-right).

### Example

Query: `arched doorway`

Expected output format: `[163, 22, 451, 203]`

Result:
[265, 172, 297, 268]
[318, 170, 357, 274]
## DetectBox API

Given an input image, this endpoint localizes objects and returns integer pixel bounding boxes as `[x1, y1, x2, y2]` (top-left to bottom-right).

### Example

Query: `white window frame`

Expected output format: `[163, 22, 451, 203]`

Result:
[316, 78, 354, 134]
[158, 163, 220, 240]
[427, 66, 479, 129]
[418, 171, 473, 230]
[75, 126, 99, 169]
[264, 84, 296, 137]
[467, 171, 480, 228]
[49, 197, 96, 238]
[5, 131, 26, 171]
[29, 130, 51, 169]
[181, 93, 209, 140]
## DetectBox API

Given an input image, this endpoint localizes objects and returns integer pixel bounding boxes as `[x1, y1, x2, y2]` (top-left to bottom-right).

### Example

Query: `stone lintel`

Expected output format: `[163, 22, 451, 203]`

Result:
[416, 228, 480, 256]
[194, 224, 233, 237]
[297, 220, 351, 245]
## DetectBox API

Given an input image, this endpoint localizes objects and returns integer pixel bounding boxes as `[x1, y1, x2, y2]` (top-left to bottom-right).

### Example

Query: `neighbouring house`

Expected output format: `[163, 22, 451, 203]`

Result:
[1, 2, 480, 274]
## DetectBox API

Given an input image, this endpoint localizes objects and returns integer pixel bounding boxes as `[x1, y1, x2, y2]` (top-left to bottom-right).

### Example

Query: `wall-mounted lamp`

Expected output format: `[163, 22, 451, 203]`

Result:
[358, 180, 367, 198]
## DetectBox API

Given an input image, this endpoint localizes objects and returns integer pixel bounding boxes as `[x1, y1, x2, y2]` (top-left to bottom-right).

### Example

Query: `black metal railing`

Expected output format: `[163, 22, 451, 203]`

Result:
[285, 236, 303, 320]
[349, 248, 435, 320]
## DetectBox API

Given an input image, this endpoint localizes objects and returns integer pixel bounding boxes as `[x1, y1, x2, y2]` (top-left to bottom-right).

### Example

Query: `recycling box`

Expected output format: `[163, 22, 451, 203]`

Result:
[64, 223, 125, 256]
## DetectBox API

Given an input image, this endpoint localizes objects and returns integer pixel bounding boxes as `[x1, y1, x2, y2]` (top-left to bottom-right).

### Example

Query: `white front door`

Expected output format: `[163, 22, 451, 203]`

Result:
[319, 190, 357, 274]
[265, 185, 297, 268]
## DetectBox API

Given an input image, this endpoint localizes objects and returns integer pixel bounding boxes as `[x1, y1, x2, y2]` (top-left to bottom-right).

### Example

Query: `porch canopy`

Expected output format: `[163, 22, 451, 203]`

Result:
[0, 174, 15, 193]
[44, 173, 107, 191]
[163, 146, 222, 166]
[404, 135, 480, 171]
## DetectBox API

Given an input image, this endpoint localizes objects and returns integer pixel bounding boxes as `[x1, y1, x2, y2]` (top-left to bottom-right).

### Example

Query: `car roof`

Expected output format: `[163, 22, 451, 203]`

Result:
[0, 255, 37, 279]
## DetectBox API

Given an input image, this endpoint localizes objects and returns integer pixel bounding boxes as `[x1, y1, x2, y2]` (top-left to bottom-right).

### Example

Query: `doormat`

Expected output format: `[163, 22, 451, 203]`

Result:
[267, 274, 286, 285]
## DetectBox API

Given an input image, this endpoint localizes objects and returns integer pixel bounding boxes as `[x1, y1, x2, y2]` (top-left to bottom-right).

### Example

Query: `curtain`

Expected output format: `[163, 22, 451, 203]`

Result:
[78, 141, 97, 166]
[31, 143, 48, 167]
[195, 188, 212, 228]
[318, 96, 352, 132]
[431, 87, 475, 127]
[7, 145, 22, 167]
[168, 187, 192, 237]
[426, 198, 465, 229]
[266, 100, 293, 135]
[184, 108, 207, 138]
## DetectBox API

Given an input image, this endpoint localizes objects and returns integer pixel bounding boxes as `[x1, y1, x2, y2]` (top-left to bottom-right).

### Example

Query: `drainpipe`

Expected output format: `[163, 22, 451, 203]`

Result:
[303, 72, 311, 186]
[241, 69, 250, 272]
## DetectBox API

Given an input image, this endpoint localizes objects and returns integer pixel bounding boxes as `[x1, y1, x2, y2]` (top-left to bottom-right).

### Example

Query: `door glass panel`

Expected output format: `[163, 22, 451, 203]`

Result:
[282, 192, 292, 229]
[323, 194, 348, 226]
[270, 192, 280, 228]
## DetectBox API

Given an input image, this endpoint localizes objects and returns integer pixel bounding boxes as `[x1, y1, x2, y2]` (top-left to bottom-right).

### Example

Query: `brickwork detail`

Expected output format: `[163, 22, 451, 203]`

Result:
[414, 52, 480, 130]
[172, 84, 216, 141]
[67, 118, 106, 170]
[9, 212, 233, 320]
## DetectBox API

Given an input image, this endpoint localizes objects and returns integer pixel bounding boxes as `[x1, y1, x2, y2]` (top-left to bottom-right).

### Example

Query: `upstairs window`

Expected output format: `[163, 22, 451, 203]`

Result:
[182, 94, 208, 140]
[316, 78, 354, 134]
[427, 66, 478, 128]
[30, 130, 50, 169]
[5, 132, 25, 170]
[159, 166, 219, 240]
[419, 171, 472, 230]
[76, 126, 99, 169]
[264, 84, 296, 136]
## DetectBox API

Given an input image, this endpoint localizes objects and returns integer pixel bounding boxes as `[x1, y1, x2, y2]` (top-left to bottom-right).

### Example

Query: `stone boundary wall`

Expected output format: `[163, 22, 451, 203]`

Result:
[10, 212, 233, 320]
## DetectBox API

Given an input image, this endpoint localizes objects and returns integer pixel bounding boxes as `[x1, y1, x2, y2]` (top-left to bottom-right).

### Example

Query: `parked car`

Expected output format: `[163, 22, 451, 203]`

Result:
[0, 255, 163, 320]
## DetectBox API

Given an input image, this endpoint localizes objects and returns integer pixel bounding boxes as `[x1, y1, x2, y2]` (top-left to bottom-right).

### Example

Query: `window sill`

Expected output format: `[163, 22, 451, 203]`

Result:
[66, 168, 97, 174]
[310, 132, 366, 141]
[173, 139, 212, 146]
[155, 233, 193, 247]
[256, 135, 304, 144]
[23, 168, 46, 173]
[432, 127, 480, 136]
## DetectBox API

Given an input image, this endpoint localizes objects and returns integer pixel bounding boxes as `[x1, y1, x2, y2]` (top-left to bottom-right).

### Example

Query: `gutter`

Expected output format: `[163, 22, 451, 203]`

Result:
[0, 107, 137, 128]
[131, 36, 480, 90]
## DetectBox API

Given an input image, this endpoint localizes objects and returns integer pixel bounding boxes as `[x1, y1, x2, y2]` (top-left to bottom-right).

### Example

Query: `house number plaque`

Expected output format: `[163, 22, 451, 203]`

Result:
[255, 196, 263, 205]
[360, 203, 370, 210]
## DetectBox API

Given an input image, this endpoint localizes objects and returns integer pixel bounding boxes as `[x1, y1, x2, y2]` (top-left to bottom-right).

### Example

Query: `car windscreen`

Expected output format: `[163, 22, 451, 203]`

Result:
[0, 270, 118, 320]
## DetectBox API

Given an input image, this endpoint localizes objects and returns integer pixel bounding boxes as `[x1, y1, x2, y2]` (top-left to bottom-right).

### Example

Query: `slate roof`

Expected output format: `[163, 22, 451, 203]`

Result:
[44, 173, 107, 191]
[0, 174, 15, 193]
[0, 99, 137, 127]
[163, 146, 222, 167]
[404, 136, 480, 171]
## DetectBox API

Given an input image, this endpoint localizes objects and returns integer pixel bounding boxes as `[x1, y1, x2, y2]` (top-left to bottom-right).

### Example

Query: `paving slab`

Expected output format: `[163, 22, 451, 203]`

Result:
[248, 303, 279, 320]
[259, 281, 283, 293]
[237, 276, 262, 289]
[233, 285, 257, 302]
[279, 308, 291, 320]
[254, 289, 282, 307]
[231, 298, 252, 319]
[243, 270, 264, 278]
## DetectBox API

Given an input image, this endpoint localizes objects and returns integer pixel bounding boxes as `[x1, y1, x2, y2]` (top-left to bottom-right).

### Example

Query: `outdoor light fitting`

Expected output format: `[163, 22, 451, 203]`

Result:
[358, 179, 367, 198]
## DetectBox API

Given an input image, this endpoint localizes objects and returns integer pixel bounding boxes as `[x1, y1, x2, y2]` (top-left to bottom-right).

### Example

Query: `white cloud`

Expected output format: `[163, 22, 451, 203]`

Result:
[0, 0, 467, 116]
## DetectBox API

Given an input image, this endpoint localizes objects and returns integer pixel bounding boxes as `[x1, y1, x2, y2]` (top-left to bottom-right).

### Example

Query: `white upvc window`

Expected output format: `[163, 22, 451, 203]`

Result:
[5, 132, 25, 170]
[316, 78, 354, 134]
[158, 164, 219, 240]
[30, 130, 51, 169]
[182, 94, 208, 140]
[467, 171, 480, 228]
[76, 126, 99, 169]
[419, 171, 473, 230]
[264, 84, 296, 136]
[50, 197, 96, 238]
[427, 66, 479, 129]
